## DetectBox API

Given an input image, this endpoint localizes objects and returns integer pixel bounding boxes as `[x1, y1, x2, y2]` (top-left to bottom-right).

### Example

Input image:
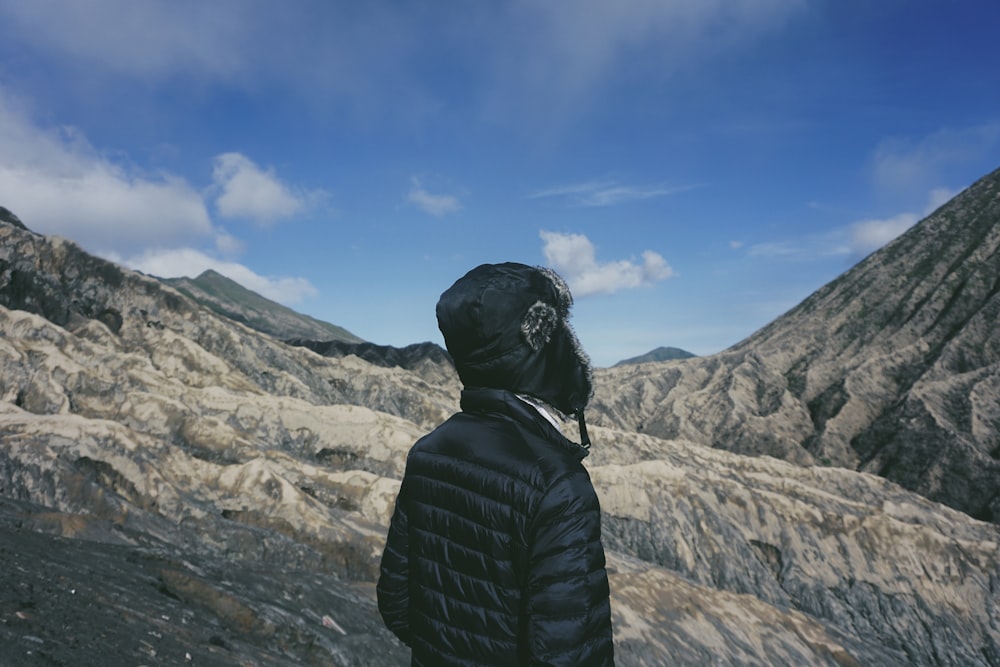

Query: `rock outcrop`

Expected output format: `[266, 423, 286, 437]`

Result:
[2, 197, 999, 665]
[590, 165, 1000, 521]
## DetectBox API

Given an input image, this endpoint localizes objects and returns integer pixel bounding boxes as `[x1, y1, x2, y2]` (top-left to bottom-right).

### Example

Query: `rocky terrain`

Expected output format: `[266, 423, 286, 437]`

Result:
[589, 166, 1000, 522]
[0, 495, 407, 667]
[1, 174, 999, 667]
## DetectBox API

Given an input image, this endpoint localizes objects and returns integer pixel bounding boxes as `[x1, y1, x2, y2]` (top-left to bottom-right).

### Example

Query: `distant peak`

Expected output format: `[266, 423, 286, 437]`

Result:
[195, 269, 226, 280]
[613, 346, 697, 367]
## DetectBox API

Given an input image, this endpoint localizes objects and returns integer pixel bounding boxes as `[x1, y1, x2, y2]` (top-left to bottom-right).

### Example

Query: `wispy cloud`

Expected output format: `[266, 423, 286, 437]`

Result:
[747, 187, 959, 261]
[480, 0, 806, 130]
[121, 247, 317, 305]
[0, 2, 412, 96]
[0, 2, 440, 127]
[872, 124, 1000, 194]
[212, 153, 325, 224]
[407, 178, 462, 216]
[746, 238, 843, 260]
[0, 1, 252, 80]
[531, 180, 700, 207]
[540, 230, 674, 296]
[213, 230, 247, 257]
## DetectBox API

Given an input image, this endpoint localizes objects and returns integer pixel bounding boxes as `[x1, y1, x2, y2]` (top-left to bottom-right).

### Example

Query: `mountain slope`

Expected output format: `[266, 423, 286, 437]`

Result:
[165, 269, 363, 343]
[590, 165, 1000, 521]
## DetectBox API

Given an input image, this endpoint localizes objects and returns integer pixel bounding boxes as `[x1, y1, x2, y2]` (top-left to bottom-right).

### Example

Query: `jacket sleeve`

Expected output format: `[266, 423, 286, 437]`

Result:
[525, 469, 614, 666]
[377, 483, 411, 646]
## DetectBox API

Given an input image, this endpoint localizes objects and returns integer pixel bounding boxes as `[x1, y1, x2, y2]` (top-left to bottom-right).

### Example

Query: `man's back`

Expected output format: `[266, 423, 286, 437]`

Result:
[378, 387, 613, 666]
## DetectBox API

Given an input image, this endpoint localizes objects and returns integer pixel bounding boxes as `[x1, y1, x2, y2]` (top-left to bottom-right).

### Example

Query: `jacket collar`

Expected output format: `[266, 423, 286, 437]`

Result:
[459, 387, 590, 461]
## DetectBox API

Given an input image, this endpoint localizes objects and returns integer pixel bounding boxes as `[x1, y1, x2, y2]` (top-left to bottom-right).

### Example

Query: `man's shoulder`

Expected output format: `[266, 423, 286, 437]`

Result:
[410, 411, 585, 487]
[411, 411, 533, 461]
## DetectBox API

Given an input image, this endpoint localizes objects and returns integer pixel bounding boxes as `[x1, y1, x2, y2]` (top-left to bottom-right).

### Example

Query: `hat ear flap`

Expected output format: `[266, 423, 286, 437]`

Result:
[521, 301, 559, 351]
[536, 266, 573, 317]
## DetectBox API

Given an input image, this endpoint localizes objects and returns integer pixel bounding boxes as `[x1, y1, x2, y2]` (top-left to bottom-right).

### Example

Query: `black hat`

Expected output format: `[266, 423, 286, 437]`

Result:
[436, 263, 594, 443]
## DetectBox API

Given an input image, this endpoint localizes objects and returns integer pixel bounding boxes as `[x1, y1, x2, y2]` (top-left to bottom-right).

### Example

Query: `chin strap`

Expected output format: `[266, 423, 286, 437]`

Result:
[577, 411, 591, 449]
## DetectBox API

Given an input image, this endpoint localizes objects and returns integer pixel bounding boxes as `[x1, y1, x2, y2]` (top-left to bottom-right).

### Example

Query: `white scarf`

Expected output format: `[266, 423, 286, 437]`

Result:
[516, 394, 562, 432]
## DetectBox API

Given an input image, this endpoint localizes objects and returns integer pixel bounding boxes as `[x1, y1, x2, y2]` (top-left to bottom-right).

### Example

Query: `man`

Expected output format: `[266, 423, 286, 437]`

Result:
[377, 262, 614, 666]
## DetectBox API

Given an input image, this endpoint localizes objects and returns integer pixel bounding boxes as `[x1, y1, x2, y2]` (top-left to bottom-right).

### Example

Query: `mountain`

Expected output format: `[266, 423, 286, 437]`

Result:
[613, 346, 696, 367]
[2, 200, 1000, 665]
[590, 165, 1000, 522]
[165, 269, 363, 343]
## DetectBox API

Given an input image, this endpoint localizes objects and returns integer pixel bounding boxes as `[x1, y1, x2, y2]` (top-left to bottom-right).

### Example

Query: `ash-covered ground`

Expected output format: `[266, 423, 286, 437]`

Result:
[0, 498, 408, 667]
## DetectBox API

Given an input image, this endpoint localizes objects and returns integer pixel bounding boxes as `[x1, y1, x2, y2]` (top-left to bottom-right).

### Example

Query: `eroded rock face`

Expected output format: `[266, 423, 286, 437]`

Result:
[590, 166, 1000, 521]
[0, 226, 459, 433]
[589, 426, 1000, 665]
[2, 204, 1000, 665]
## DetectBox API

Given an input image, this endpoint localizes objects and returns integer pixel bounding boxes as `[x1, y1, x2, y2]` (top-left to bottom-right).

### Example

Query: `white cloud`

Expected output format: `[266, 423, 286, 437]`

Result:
[847, 186, 958, 256]
[212, 153, 324, 224]
[540, 230, 674, 296]
[407, 178, 462, 216]
[530, 180, 700, 207]
[0, 89, 213, 255]
[848, 213, 919, 256]
[123, 247, 317, 305]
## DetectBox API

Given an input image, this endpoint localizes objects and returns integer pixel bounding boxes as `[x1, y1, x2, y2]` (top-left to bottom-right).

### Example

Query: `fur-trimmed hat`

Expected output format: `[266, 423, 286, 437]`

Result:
[436, 262, 594, 444]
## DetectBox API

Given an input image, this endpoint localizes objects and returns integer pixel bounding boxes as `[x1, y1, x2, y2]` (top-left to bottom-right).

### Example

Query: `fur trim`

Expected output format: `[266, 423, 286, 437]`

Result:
[536, 266, 573, 317]
[521, 301, 559, 350]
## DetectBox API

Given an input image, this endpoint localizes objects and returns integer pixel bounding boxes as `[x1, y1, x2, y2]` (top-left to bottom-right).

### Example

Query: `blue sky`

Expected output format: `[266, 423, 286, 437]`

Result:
[1, 1, 998, 367]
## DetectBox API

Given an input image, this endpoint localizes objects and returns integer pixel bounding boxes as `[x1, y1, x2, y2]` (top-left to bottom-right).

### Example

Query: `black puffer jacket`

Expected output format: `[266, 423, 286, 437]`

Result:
[377, 387, 614, 666]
